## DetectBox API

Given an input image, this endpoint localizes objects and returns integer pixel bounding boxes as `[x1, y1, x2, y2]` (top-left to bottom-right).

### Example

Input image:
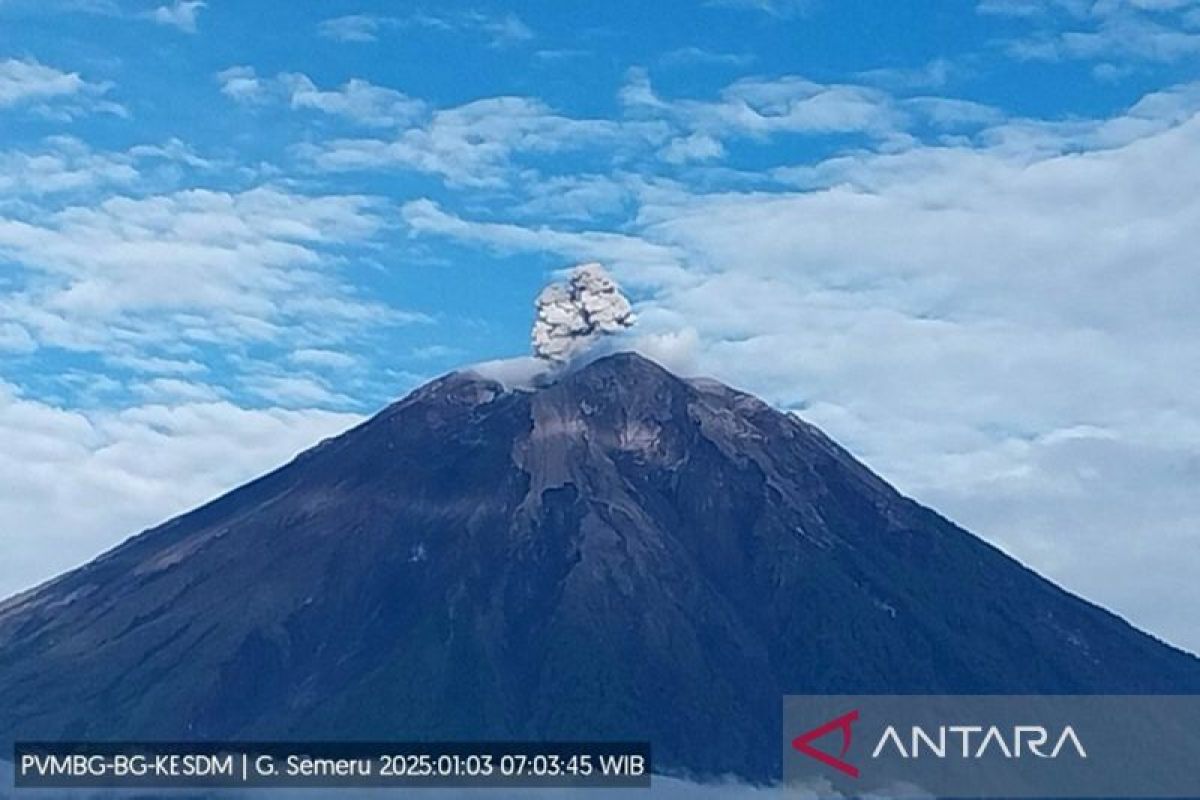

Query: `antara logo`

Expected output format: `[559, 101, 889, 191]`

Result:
[791, 709, 860, 778]
[872, 725, 1087, 759]
[792, 710, 1087, 779]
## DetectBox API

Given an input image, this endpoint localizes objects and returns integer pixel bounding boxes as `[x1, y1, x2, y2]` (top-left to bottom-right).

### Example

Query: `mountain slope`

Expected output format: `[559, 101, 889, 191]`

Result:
[1, 352, 1197, 781]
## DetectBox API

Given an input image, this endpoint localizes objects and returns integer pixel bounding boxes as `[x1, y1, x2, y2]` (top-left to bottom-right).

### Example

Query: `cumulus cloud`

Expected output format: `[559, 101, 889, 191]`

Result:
[318, 14, 384, 43]
[620, 68, 904, 140]
[217, 67, 425, 127]
[531, 263, 636, 362]
[215, 66, 265, 103]
[0, 185, 419, 359]
[0, 58, 123, 118]
[284, 75, 424, 127]
[303, 96, 650, 187]
[269, 69, 994, 191]
[144, 0, 205, 33]
[0, 58, 85, 107]
[513, 174, 633, 221]
[658, 132, 726, 164]
[982, 0, 1200, 63]
[0, 136, 206, 198]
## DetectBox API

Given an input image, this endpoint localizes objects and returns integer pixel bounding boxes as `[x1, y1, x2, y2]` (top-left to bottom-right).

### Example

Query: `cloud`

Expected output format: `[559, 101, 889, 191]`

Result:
[469, 11, 535, 46]
[902, 96, 1004, 128]
[637, 99, 1200, 654]
[465, 355, 550, 390]
[288, 348, 359, 370]
[0, 185, 415, 359]
[705, 0, 814, 17]
[620, 68, 904, 141]
[660, 47, 755, 68]
[317, 14, 383, 43]
[400, 198, 689, 287]
[0, 137, 136, 196]
[407, 9, 534, 47]
[132, 377, 223, 402]
[0, 58, 123, 118]
[285, 75, 423, 127]
[304, 96, 651, 187]
[856, 58, 958, 90]
[242, 373, 353, 407]
[0, 136, 207, 198]
[981, 0, 1200, 16]
[269, 68, 1007, 193]
[215, 65, 264, 103]
[0, 381, 362, 602]
[315, 10, 533, 49]
[144, 0, 204, 33]
[513, 173, 633, 221]
[534, 48, 592, 62]
[301, 69, 953, 189]
[0, 58, 84, 107]
[658, 132, 726, 164]
[104, 353, 208, 376]
[217, 67, 425, 127]
[983, 0, 1200, 63]
[0, 322, 36, 353]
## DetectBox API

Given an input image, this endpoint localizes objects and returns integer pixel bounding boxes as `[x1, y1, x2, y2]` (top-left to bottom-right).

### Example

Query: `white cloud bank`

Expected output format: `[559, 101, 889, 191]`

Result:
[0, 185, 418, 356]
[0, 380, 362, 600]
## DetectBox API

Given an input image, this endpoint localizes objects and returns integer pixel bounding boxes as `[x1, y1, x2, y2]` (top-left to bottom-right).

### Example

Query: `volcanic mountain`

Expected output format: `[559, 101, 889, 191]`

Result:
[1, 352, 1197, 781]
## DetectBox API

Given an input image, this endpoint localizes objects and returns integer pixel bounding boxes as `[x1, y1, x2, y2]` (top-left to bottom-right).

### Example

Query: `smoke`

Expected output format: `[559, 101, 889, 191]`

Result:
[466, 355, 550, 392]
[532, 263, 635, 362]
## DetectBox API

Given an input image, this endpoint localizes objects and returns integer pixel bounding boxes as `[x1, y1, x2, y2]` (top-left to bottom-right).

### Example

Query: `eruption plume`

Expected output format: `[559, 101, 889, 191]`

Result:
[531, 263, 635, 362]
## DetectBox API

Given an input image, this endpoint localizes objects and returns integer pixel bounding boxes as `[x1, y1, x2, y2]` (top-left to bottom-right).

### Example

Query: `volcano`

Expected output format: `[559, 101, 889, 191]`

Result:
[1, 352, 1197, 781]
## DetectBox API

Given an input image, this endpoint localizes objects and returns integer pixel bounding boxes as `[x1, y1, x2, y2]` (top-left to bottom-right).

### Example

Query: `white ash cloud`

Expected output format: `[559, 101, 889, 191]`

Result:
[531, 263, 636, 362]
[466, 355, 550, 391]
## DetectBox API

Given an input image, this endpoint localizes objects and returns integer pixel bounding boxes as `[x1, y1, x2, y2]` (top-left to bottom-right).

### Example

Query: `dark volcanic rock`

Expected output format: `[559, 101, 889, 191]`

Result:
[1, 352, 1197, 781]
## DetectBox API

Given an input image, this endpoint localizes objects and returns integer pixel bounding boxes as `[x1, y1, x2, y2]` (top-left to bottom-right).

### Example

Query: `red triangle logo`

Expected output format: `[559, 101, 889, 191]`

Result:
[791, 709, 860, 778]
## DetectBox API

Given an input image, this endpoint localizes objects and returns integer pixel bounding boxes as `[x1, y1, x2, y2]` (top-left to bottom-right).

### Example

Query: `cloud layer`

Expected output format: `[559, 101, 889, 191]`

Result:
[0, 381, 361, 599]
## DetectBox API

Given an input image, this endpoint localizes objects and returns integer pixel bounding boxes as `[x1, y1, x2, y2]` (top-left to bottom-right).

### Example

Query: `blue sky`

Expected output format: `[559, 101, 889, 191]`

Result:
[1, 0, 1199, 652]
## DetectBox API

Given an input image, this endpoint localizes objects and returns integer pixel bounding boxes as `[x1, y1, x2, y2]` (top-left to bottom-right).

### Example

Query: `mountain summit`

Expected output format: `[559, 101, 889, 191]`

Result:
[1, 352, 1197, 781]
